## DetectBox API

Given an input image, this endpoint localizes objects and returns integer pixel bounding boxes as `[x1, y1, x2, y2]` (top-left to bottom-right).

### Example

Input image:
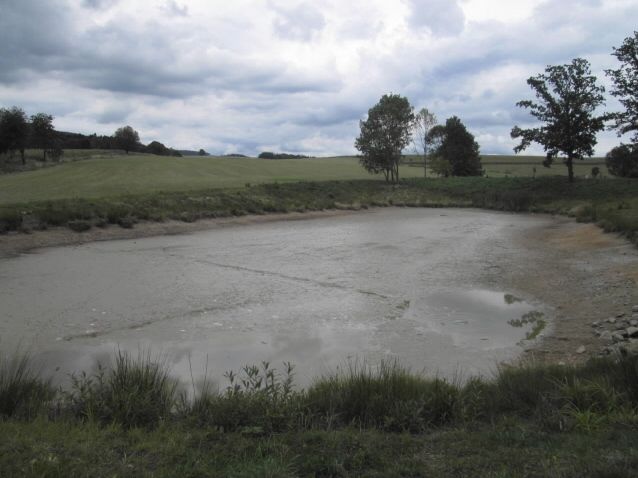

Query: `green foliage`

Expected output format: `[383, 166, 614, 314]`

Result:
[185, 361, 300, 434]
[355, 93, 415, 183]
[433, 116, 483, 176]
[30, 113, 57, 161]
[0, 106, 28, 162]
[606, 31, 638, 142]
[606, 143, 638, 178]
[113, 125, 140, 154]
[64, 349, 178, 428]
[0, 350, 53, 419]
[511, 58, 606, 182]
[304, 360, 458, 432]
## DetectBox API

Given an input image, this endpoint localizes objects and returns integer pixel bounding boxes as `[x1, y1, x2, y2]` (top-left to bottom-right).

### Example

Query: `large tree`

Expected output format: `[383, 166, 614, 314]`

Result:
[355, 94, 415, 183]
[114, 125, 140, 154]
[606, 31, 638, 142]
[412, 107, 437, 178]
[0, 106, 28, 164]
[511, 58, 606, 182]
[432, 116, 482, 176]
[30, 113, 56, 161]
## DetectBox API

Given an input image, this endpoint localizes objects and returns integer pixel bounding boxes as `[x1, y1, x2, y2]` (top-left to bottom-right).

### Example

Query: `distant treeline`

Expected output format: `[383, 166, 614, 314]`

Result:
[55, 131, 184, 157]
[258, 151, 312, 159]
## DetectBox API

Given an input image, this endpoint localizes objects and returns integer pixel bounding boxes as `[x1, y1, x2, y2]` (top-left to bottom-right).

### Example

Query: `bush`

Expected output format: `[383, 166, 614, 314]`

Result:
[606, 143, 638, 177]
[67, 219, 91, 232]
[185, 362, 299, 434]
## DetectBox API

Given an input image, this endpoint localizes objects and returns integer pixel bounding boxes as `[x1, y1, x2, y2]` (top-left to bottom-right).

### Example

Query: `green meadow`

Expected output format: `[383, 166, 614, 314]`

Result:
[0, 151, 609, 204]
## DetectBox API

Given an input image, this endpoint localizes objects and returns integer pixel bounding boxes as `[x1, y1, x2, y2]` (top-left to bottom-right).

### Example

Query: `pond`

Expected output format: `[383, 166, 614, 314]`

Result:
[0, 208, 554, 388]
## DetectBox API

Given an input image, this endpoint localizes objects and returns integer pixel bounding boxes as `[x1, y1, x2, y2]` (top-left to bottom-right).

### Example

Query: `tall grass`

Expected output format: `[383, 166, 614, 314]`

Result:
[0, 350, 53, 419]
[64, 349, 178, 428]
[304, 360, 458, 432]
[3, 348, 638, 434]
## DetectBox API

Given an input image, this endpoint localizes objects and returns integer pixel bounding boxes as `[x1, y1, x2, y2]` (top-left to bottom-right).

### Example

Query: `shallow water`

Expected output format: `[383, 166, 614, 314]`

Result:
[0, 208, 552, 387]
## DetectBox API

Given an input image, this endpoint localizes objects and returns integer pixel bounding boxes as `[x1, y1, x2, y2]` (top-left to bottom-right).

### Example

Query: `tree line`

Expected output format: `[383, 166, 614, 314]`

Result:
[356, 31, 638, 183]
[0, 112, 183, 164]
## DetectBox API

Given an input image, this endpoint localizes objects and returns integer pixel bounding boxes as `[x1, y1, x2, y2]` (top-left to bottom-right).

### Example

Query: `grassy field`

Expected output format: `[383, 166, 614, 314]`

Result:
[0, 154, 427, 204]
[0, 151, 612, 204]
[2, 350, 638, 476]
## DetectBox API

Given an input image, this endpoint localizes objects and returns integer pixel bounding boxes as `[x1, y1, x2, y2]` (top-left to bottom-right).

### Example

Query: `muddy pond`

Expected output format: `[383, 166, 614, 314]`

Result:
[0, 208, 555, 388]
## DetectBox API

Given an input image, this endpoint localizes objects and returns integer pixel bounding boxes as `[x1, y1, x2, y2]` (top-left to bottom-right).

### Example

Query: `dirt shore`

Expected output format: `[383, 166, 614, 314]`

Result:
[1, 208, 636, 365]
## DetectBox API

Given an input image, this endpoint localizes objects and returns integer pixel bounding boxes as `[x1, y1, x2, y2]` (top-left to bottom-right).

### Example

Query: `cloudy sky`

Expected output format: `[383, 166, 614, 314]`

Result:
[1, 0, 636, 156]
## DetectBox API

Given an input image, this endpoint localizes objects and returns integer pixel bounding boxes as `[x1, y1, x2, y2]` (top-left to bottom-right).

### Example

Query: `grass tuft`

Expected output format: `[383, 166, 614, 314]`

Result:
[0, 350, 54, 419]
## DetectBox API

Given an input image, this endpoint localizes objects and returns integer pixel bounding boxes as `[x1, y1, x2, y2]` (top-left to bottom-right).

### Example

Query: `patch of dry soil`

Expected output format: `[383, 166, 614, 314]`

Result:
[510, 220, 638, 364]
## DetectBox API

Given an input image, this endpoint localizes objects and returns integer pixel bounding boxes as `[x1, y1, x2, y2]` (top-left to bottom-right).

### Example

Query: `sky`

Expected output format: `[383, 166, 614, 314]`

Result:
[1, 0, 636, 156]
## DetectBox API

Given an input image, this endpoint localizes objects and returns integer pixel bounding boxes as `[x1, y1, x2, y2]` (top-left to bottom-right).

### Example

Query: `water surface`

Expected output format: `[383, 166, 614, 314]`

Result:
[0, 208, 552, 387]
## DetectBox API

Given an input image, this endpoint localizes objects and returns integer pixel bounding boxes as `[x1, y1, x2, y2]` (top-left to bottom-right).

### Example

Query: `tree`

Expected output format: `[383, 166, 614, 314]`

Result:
[606, 31, 638, 142]
[146, 140, 169, 156]
[114, 126, 140, 154]
[198, 149, 208, 156]
[355, 93, 415, 183]
[30, 113, 56, 161]
[0, 107, 28, 164]
[412, 107, 437, 177]
[511, 58, 606, 182]
[606, 143, 638, 178]
[432, 116, 482, 176]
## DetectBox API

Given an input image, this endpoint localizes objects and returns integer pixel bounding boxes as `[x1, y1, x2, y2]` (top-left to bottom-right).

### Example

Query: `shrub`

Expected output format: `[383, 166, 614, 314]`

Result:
[67, 219, 91, 232]
[606, 143, 638, 178]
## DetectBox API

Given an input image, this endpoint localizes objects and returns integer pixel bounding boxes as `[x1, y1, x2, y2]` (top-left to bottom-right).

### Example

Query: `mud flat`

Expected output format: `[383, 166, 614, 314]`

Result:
[0, 208, 636, 387]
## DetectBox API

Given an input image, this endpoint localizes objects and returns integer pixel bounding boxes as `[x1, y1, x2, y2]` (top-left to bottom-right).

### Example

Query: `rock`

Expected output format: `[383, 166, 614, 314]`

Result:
[612, 333, 627, 343]
[599, 331, 614, 345]
[576, 345, 586, 354]
[632, 305, 638, 313]
[627, 327, 638, 338]
[617, 313, 626, 318]
[591, 321, 601, 328]
[620, 341, 638, 357]
[616, 324, 628, 331]
[608, 318, 617, 324]
[631, 319, 638, 327]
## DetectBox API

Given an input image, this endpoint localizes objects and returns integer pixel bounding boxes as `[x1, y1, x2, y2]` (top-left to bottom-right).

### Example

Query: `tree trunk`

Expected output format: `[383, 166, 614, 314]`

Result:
[42, 149, 46, 162]
[20, 149, 25, 165]
[567, 156, 574, 182]
[424, 154, 427, 178]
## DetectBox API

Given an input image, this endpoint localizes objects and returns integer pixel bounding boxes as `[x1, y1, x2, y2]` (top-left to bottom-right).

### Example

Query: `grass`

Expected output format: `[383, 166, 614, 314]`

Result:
[1, 176, 637, 246]
[0, 154, 426, 204]
[0, 152, 611, 205]
[2, 350, 638, 475]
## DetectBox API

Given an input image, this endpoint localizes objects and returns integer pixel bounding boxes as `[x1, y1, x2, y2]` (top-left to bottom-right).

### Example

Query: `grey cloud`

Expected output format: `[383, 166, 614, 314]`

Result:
[271, 2, 326, 41]
[96, 106, 131, 124]
[407, 0, 465, 36]
[0, 0, 74, 83]
[161, 0, 188, 17]
[82, 0, 118, 9]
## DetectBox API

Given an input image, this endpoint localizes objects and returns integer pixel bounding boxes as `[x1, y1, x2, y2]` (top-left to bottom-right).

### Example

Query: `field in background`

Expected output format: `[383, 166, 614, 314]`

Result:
[405, 154, 608, 178]
[0, 151, 611, 204]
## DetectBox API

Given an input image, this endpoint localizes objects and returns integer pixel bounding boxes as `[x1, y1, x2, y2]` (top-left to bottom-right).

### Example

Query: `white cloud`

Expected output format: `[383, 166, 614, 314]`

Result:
[0, 0, 636, 156]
